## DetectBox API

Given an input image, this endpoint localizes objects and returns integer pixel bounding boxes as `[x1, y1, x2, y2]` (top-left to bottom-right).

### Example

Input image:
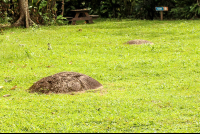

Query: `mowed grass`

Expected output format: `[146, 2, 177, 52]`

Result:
[0, 18, 200, 132]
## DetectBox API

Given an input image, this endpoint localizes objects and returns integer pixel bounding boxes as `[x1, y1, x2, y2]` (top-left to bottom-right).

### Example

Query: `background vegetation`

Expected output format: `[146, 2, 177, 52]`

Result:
[0, 19, 200, 132]
[0, 0, 200, 26]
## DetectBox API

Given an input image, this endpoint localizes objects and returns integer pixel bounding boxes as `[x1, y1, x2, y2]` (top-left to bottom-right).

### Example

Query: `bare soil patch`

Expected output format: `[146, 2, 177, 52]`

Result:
[124, 39, 154, 45]
[28, 72, 103, 94]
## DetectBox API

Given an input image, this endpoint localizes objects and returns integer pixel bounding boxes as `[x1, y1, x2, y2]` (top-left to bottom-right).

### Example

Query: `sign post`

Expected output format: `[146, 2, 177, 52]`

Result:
[155, 7, 168, 20]
[160, 11, 163, 20]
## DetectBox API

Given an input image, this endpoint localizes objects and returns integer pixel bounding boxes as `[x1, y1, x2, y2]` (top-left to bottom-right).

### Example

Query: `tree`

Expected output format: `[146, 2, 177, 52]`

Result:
[12, 0, 34, 28]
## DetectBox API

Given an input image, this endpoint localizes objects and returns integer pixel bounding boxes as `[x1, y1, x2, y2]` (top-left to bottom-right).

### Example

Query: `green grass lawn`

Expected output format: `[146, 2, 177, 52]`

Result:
[0, 18, 200, 132]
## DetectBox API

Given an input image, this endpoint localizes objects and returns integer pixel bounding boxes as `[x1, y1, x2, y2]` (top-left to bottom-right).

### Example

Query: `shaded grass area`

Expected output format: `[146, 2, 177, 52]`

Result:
[0, 19, 200, 132]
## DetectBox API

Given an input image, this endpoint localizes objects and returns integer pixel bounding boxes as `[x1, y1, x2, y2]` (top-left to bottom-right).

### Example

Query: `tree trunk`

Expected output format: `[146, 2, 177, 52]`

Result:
[61, 0, 64, 16]
[12, 0, 34, 28]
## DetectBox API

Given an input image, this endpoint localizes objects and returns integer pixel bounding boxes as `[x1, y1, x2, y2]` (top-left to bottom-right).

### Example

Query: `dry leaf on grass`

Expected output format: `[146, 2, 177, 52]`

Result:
[10, 85, 17, 90]
[3, 94, 11, 97]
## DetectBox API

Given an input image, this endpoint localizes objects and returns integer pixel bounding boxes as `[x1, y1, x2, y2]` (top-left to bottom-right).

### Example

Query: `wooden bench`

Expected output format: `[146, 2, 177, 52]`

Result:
[57, 17, 73, 21]
[64, 17, 73, 21]
[65, 16, 99, 20]
[59, 17, 73, 24]
[89, 15, 99, 19]
[63, 9, 99, 25]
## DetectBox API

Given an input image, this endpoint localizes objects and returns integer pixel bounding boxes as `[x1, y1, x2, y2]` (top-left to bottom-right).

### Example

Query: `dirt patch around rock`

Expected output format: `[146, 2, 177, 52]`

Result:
[124, 39, 154, 45]
[28, 72, 103, 94]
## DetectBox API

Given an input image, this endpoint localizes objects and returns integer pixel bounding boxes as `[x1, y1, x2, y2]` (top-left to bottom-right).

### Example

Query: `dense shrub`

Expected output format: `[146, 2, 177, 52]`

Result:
[0, 0, 199, 25]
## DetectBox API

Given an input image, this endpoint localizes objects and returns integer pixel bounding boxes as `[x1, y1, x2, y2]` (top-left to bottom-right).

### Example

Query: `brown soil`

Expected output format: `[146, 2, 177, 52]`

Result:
[124, 39, 154, 45]
[28, 72, 103, 94]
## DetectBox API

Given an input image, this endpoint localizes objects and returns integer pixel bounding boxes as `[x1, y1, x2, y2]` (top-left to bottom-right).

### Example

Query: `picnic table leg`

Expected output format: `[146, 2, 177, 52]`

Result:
[72, 20, 76, 25]
[84, 12, 94, 24]
[84, 19, 93, 24]
[75, 12, 80, 18]
[89, 20, 94, 24]
[86, 19, 93, 24]
[70, 12, 80, 25]
[68, 21, 72, 25]
[85, 20, 89, 24]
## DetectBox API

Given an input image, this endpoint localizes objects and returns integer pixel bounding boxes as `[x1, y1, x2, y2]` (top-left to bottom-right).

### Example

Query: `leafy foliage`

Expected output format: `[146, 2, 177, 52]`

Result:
[170, 0, 200, 19]
[0, 0, 200, 25]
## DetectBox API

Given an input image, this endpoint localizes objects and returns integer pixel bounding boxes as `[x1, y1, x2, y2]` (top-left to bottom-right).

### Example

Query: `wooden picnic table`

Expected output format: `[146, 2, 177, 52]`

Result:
[66, 9, 99, 25]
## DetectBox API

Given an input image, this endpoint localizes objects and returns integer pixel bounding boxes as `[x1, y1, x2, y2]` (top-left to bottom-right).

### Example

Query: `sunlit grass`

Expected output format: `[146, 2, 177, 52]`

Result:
[0, 18, 200, 132]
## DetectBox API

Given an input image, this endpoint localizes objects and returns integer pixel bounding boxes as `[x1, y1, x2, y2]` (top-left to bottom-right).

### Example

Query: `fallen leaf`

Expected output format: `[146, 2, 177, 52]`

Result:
[10, 85, 17, 90]
[19, 44, 25, 47]
[3, 94, 11, 97]
[97, 108, 101, 111]
[22, 65, 27, 68]
[4, 79, 12, 83]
